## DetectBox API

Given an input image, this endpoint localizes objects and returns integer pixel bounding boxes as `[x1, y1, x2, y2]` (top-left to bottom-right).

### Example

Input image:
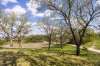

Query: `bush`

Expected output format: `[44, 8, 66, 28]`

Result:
[24, 35, 47, 43]
[0, 40, 6, 45]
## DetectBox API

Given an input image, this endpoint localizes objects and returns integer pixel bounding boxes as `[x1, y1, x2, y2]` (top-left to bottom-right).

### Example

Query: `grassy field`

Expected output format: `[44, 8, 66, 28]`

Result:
[0, 44, 100, 66]
[94, 40, 100, 49]
[81, 39, 100, 50]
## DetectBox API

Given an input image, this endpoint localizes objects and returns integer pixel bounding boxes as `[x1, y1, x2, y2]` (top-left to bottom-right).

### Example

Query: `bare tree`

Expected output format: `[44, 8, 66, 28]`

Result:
[15, 15, 32, 48]
[53, 20, 67, 49]
[0, 11, 31, 48]
[34, 0, 100, 56]
[73, 0, 100, 55]
[58, 21, 67, 48]
[0, 12, 16, 47]
[38, 15, 56, 49]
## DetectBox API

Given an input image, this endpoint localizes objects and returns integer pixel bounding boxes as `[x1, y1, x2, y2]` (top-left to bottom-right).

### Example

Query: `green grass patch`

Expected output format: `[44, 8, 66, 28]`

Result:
[94, 40, 100, 49]
[83, 42, 93, 48]
[0, 44, 100, 66]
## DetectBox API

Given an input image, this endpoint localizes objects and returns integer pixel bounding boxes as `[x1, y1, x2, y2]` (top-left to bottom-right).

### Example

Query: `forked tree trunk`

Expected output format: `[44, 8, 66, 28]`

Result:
[48, 38, 51, 49]
[19, 41, 22, 48]
[48, 34, 52, 49]
[10, 39, 13, 47]
[60, 35, 63, 49]
[18, 39, 22, 48]
[76, 44, 80, 56]
[17, 37, 22, 48]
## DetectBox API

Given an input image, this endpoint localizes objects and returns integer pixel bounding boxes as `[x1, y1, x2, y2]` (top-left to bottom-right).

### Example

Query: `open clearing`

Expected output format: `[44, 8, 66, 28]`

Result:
[1, 42, 48, 49]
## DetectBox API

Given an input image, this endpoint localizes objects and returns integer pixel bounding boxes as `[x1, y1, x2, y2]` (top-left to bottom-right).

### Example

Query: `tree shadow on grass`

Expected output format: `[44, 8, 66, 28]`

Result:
[0, 51, 24, 66]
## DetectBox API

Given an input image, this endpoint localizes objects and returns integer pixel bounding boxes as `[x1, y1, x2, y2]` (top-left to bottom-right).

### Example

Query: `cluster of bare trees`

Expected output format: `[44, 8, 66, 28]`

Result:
[0, 0, 100, 56]
[38, 12, 69, 49]
[32, 0, 100, 56]
[39, 17, 55, 49]
[0, 11, 31, 48]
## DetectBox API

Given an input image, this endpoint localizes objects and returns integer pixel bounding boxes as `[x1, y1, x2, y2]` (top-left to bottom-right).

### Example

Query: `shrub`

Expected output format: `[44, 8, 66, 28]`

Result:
[0, 39, 6, 45]
[24, 35, 47, 43]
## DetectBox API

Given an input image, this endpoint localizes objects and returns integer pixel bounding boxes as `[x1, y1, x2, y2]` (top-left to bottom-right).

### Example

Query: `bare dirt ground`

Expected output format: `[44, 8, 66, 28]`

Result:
[1, 41, 48, 49]
[1, 42, 100, 54]
[88, 47, 100, 53]
[87, 44, 100, 54]
[71, 44, 100, 54]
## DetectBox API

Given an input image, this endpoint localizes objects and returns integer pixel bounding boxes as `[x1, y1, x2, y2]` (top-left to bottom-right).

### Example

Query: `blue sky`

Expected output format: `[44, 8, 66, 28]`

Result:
[0, 0, 100, 34]
[0, 0, 47, 35]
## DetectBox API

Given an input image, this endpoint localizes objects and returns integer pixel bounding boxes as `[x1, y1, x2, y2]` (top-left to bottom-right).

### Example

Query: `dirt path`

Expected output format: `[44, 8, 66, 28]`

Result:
[87, 47, 100, 53]
[72, 44, 100, 54]
[87, 43, 100, 54]
[1, 42, 48, 49]
[1, 42, 100, 54]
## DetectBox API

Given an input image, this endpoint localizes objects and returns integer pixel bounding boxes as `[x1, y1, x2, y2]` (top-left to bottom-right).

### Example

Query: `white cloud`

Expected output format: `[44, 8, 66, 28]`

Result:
[5, 5, 26, 15]
[26, 1, 39, 15]
[31, 22, 37, 26]
[96, 0, 100, 6]
[36, 13, 44, 17]
[26, 1, 52, 17]
[36, 9, 53, 17]
[44, 10, 52, 16]
[26, 1, 45, 17]
[0, 0, 18, 5]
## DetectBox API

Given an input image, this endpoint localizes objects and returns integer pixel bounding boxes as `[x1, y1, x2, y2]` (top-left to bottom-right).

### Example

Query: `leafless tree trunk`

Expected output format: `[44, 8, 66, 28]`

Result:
[16, 15, 31, 48]
[38, 16, 55, 49]
[0, 12, 16, 47]
[41, 0, 100, 56]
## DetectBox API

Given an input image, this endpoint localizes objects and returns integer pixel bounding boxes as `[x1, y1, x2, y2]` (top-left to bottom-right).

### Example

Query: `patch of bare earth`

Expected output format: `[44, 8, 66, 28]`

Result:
[2, 41, 48, 49]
